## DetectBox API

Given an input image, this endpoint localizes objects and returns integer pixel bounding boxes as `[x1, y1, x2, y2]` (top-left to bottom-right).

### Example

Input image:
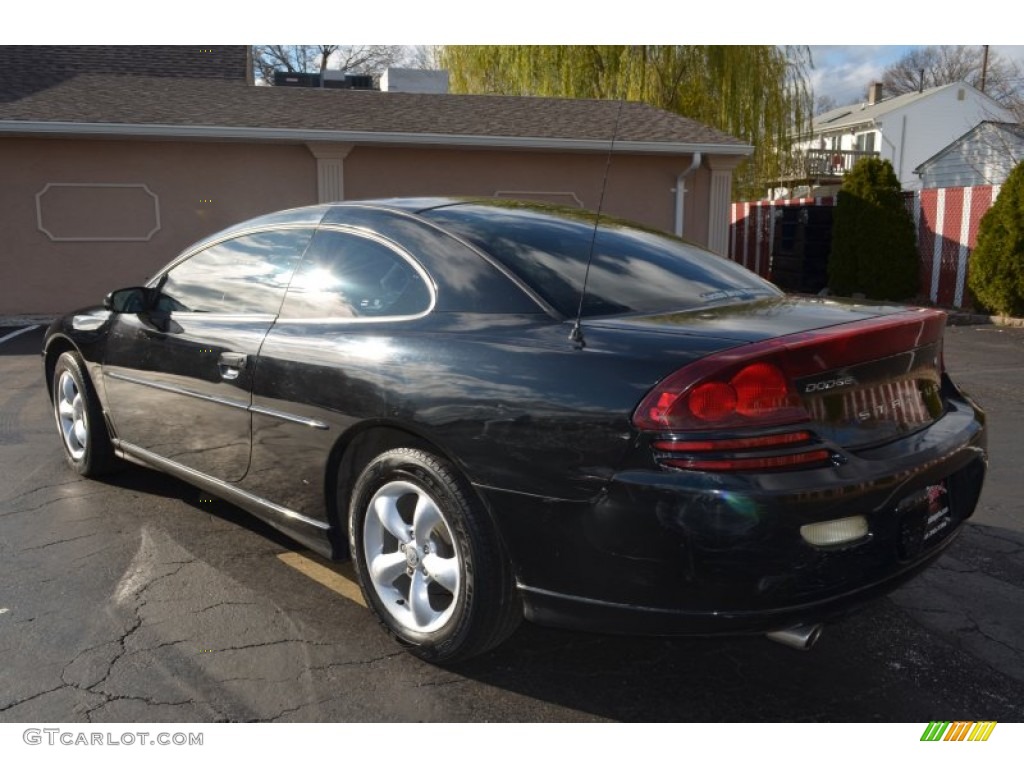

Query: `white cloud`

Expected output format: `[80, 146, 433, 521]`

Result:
[808, 45, 1024, 106]
[808, 47, 914, 105]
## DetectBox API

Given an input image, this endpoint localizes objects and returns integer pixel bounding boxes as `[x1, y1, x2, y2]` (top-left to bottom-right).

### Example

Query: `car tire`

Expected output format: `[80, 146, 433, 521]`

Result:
[51, 351, 118, 477]
[349, 447, 522, 663]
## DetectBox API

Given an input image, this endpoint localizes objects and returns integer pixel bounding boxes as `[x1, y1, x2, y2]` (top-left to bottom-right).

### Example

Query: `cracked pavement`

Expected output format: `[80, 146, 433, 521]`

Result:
[1, 325, 1023, 722]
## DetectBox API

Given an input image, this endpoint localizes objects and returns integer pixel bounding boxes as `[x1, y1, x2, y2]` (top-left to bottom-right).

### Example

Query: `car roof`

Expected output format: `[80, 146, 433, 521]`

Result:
[196, 197, 591, 244]
[175, 197, 601, 285]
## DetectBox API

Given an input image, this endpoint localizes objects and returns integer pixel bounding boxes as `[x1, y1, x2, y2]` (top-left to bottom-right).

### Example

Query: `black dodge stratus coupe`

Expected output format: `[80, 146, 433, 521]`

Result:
[43, 198, 987, 662]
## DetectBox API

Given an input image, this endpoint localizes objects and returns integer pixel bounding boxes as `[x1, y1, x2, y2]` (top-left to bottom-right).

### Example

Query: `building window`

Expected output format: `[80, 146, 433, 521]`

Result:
[855, 132, 876, 153]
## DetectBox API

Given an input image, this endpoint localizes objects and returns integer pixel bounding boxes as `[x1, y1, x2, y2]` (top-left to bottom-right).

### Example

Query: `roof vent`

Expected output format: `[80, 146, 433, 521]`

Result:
[273, 71, 321, 87]
[273, 71, 376, 90]
[380, 68, 449, 94]
[322, 71, 375, 90]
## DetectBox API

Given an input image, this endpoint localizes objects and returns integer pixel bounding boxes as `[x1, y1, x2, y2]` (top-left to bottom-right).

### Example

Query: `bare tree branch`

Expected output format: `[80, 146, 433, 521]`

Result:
[814, 94, 837, 115]
[254, 45, 405, 85]
[400, 45, 443, 70]
[881, 45, 1023, 118]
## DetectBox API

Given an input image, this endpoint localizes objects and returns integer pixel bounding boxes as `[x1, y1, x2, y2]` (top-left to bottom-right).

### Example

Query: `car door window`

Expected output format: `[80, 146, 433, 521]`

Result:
[156, 229, 313, 315]
[280, 229, 433, 319]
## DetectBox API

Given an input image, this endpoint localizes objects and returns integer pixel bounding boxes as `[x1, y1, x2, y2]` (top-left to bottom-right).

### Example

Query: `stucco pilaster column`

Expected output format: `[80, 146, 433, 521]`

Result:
[706, 155, 744, 255]
[306, 143, 354, 203]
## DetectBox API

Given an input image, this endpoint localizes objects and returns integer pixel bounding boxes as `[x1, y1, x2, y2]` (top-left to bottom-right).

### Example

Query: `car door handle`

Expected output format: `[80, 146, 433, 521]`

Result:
[217, 352, 247, 380]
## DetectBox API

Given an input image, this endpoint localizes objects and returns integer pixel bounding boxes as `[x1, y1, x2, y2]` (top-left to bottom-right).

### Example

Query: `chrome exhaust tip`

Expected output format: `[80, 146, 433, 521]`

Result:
[765, 623, 824, 651]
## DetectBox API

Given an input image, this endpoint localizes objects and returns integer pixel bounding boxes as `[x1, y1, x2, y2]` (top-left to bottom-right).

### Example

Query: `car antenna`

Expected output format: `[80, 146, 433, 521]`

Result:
[569, 97, 625, 349]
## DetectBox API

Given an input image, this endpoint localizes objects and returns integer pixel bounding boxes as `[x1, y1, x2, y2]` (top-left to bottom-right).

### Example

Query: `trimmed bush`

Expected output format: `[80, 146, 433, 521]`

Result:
[968, 160, 1024, 316]
[828, 157, 918, 301]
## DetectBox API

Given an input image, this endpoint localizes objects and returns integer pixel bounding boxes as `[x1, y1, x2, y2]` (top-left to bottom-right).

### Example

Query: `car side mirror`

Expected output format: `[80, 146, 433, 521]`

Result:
[103, 287, 151, 313]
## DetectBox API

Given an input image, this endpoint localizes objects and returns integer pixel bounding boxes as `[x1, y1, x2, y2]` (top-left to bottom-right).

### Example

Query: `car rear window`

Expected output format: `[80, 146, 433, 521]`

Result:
[423, 204, 780, 318]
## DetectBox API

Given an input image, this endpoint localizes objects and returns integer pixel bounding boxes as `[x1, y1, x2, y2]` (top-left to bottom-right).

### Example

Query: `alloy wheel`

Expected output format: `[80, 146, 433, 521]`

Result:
[55, 369, 88, 461]
[362, 479, 461, 634]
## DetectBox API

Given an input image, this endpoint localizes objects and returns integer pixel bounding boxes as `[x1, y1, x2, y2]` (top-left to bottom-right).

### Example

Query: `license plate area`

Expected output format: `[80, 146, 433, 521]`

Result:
[898, 480, 954, 560]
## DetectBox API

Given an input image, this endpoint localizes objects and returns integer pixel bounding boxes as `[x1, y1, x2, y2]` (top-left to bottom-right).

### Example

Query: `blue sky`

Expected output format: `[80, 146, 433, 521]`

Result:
[809, 47, 916, 104]
[809, 45, 1024, 105]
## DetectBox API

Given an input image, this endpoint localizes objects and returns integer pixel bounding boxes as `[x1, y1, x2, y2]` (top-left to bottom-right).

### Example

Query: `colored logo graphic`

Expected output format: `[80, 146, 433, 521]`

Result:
[921, 721, 997, 741]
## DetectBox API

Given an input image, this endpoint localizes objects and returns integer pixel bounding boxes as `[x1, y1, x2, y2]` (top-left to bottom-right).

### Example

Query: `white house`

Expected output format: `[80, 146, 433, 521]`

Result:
[915, 121, 1024, 188]
[777, 81, 1013, 196]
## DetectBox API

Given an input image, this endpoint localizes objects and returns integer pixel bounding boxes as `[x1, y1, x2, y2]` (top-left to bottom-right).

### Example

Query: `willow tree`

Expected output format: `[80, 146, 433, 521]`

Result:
[439, 45, 812, 199]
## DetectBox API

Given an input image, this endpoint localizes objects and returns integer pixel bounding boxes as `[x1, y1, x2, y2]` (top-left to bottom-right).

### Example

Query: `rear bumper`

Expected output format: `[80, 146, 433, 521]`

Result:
[481, 393, 987, 636]
[517, 528, 960, 636]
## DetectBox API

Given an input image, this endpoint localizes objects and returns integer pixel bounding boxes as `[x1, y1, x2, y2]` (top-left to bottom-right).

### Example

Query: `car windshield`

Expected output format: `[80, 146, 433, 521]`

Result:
[423, 203, 780, 318]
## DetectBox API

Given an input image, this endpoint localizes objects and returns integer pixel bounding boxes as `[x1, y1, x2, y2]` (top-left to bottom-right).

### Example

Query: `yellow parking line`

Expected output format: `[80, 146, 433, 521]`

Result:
[277, 551, 367, 607]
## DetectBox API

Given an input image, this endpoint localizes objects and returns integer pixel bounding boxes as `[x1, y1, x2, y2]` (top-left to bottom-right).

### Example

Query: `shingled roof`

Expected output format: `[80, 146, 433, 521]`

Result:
[0, 46, 750, 155]
[807, 81, 1002, 135]
[0, 45, 251, 100]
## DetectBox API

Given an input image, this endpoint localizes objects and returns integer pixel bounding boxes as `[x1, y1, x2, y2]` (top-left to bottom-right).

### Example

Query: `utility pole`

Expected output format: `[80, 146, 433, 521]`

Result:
[980, 45, 990, 94]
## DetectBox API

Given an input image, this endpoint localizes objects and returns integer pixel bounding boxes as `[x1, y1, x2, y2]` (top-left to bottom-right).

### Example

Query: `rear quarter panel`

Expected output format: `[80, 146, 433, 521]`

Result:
[244, 312, 741, 522]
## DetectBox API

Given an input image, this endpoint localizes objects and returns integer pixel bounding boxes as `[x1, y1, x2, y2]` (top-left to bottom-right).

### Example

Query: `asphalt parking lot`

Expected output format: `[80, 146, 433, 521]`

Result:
[1, 322, 1023, 722]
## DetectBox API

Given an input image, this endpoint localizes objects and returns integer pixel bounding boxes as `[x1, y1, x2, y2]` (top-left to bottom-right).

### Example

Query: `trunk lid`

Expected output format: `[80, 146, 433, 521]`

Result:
[618, 298, 947, 451]
[787, 315, 945, 449]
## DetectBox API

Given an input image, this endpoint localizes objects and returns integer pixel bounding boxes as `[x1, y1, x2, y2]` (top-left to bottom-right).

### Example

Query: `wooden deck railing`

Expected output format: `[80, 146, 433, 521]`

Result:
[778, 149, 880, 181]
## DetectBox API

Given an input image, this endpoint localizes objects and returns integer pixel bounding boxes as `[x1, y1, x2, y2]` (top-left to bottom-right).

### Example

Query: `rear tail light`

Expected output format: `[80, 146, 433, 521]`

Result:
[634, 309, 946, 472]
[645, 360, 808, 430]
[633, 309, 946, 432]
[652, 431, 830, 472]
[660, 450, 831, 472]
[652, 432, 813, 453]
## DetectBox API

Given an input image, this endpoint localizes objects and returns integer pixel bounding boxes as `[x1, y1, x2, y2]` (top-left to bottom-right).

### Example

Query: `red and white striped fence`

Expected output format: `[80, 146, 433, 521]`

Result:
[911, 185, 1000, 309]
[728, 185, 1000, 309]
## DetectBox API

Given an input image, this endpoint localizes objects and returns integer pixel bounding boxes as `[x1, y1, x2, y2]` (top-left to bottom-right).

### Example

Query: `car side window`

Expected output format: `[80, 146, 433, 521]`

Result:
[156, 229, 313, 315]
[279, 229, 432, 320]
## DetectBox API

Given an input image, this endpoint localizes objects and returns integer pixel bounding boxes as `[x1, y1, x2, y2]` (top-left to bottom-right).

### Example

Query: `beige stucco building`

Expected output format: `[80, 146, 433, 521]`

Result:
[0, 46, 752, 315]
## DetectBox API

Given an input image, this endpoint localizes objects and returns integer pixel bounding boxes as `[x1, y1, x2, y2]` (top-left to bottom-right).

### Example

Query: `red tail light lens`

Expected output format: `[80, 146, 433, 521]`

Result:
[652, 431, 813, 452]
[639, 359, 808, 430]
[683, 362, 801, 425]
[633, 309, 946, 432]
[651, 431, 830, 472]
[661, 450, 831, 472]
[732, 362, 789, 416]
[648, 391, 679, 424]
[688, 381, 738, 421]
